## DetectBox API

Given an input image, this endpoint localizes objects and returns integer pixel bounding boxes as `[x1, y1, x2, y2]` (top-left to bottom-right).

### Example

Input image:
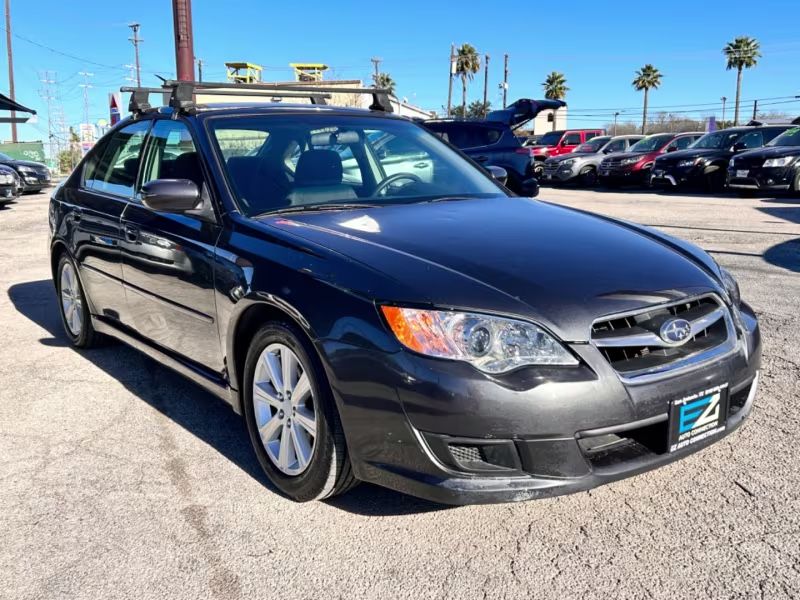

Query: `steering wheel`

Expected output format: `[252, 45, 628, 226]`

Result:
[374, 172, 423, 196]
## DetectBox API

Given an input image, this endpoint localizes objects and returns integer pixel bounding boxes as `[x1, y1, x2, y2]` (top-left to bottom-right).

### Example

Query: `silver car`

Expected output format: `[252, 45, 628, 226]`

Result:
[542, 135, 644, 186]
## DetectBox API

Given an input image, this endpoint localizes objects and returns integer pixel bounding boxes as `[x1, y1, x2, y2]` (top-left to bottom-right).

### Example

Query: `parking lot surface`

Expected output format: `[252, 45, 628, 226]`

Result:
[1, 188, 799, 599]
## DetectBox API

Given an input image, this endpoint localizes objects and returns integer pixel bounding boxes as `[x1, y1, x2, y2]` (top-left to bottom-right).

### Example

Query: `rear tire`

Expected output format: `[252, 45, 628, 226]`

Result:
[243, 321, 357, 501]
[56, 254, 98, 348]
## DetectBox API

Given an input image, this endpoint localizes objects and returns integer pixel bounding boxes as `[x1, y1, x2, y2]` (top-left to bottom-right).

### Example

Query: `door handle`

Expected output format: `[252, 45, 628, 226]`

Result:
[413, 162, 428, 169]
[474, 156, 489, 162]
[124, 224, 139, 242]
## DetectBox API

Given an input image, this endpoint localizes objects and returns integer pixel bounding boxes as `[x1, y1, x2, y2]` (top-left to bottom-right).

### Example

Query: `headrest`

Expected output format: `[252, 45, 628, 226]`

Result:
[294, 149, 343, 186]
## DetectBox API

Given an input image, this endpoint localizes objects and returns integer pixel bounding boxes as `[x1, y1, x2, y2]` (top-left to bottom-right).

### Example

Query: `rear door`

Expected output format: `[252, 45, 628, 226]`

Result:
[68, 119, 151, 324]
[119, 118, 224, 371]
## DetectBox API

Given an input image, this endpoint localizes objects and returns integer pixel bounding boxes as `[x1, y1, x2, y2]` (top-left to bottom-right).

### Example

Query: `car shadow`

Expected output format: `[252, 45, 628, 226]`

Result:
[757, 200, 800, 273]
[8, 279, 451, 516]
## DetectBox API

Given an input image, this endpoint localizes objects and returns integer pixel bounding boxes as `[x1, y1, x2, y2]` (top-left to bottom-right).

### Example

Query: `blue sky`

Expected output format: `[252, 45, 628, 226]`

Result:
[3, 0, 800, 144]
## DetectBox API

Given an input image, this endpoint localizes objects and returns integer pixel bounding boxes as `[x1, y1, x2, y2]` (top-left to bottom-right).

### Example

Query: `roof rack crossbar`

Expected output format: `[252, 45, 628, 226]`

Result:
[121, 80, 393, 114]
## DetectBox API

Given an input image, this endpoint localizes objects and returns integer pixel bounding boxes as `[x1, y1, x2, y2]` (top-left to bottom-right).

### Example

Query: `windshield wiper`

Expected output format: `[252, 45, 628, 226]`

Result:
[263, 203, 381, 216]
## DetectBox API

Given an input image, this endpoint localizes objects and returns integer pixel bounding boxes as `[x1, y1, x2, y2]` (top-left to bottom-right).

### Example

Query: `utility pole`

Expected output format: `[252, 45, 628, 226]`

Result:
[128, 23, 142, 86]
[482, 53, 490, 116]
[78, 71, 94, 125]
[502, 53, 508, 109]
[39, 71, 57, 165]
[370, 56, 381, 86]
[446, 43, 455, 117]
[172, 0, 195, 81]
[196, 58, 203, 82]
[720, 96, 727, 125]
[752, 99, 758, 121]
[4, 0, 17, 142]
[614, 111, 621, 136]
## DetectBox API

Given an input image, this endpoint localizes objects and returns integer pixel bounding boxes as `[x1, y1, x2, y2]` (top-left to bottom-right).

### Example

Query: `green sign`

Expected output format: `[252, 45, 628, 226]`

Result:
[0, 141, 46, 163]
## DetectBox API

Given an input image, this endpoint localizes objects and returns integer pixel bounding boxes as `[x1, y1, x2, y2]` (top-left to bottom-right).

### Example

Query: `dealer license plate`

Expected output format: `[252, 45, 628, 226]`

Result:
[668, 383, 729, 452]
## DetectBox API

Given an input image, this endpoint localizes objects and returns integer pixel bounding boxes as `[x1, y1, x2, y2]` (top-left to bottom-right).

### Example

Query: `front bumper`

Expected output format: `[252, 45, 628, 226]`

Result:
[650, 165, 704, 188]
[598, 166, 649, 184]
[323, 303, 761, 504]
[18, 171, 51, 192]
[542, 165, 578, 183]
[727, 166, 794, 191]
[0, 183, 18, 202]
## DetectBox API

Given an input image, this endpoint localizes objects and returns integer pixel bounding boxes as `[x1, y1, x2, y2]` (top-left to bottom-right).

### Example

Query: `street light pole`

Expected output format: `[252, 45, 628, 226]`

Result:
[720, 96, 727, 125]
[614, 111, 620, 136]
[446, 44, 455, 117]
[128, 23, 142, 87]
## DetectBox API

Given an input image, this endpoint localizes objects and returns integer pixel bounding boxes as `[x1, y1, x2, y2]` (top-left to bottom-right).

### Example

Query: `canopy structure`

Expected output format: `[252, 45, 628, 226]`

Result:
[0, 92, 36, 124]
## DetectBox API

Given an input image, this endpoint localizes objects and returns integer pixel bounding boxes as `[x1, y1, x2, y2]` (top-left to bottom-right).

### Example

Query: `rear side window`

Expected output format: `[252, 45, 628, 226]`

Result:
[563, 133, 582, 145]
[668, 136, 696, 151]
[604, 139, 627, 153]
[83, 120, 151, 197]
[584, 131, 601, 142]
[736, 130, 764, 150]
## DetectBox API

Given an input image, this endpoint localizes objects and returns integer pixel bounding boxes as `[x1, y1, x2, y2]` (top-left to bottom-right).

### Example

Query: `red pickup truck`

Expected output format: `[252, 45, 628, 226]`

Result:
[525, 128, 605, 175]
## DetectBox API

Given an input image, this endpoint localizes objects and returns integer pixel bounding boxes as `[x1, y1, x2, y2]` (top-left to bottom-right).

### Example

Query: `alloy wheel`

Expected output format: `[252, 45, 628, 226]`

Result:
[252, 343, 317, 476]
[60, 262, 83, 336]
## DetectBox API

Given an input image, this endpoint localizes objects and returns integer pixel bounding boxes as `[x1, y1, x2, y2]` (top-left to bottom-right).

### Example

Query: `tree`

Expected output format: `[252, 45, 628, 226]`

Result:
[57, 127, 81, 175]
[632, 64, 663, 134]
[466, 100, 490, 118]
[455, 44, 481, 116]
[723, 36, 761, 125]
[374, 72, 396, 96]
[542, 71, 569, 131]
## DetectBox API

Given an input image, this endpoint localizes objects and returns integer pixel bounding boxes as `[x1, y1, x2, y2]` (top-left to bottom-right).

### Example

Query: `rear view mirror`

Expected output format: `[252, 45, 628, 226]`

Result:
[486, 165, 508, 186]
[141, 179, 201, 213]
[519, 177, 539, 198]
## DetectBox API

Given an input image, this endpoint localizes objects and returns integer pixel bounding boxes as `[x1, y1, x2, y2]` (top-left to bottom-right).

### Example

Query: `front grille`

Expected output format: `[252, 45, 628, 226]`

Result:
[602, 157, 622, 169]
[449, 444, 483, 464]
[543, 162, 560, 175]
[591, 295, 734, 379]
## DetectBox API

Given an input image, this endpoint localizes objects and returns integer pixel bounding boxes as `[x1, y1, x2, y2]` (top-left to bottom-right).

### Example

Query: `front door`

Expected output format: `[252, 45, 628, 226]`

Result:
[119, 118, 223, 372]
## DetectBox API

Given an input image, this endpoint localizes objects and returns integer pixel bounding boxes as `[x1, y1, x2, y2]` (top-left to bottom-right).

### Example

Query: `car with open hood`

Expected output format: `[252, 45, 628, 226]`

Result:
[48, 82, 761, 505]
[727, 126, 800, 194]
[423, 98, 563, 193]
[650, 126, 791, 191]
[598, 132, 704, 186]
[542, 135, 643, 185]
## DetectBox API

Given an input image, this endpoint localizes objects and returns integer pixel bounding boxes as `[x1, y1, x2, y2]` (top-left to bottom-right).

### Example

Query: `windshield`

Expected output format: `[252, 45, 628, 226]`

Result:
[690, 130, 745, 150]
[629, 134, 674, 153]
[208, 115, 503, 217]
[536, 131, 564, 146]
[575, 137, 611, 153]
[767, 127, 800, 147]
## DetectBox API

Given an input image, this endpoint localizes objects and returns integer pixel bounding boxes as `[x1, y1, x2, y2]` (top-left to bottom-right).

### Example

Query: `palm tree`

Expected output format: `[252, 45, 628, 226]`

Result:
[723, 36, 761, 125]
[455, 44, 481, 116]
[542, 71, 569, 130]
[374, 72, 396, 96]
[632, 64, 662, 134]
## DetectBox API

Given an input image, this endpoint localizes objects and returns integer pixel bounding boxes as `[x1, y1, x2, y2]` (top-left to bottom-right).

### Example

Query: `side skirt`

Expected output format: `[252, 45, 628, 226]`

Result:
[92, 315, 242, 413]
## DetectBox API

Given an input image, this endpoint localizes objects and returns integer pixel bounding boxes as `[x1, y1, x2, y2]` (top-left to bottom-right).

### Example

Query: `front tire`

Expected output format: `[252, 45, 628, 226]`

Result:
[243, 321, 357, 501]
[56, 254, 98, 348]
[579, 167, 597, 187]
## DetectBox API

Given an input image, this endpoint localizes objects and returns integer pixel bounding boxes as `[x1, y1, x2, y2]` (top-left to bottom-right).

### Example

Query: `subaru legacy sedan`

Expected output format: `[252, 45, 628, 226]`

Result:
[49, 93, 760, 504]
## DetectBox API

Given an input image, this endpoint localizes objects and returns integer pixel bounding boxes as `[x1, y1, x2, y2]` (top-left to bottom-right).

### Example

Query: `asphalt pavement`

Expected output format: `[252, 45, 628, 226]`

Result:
[1, 188, 799, 599]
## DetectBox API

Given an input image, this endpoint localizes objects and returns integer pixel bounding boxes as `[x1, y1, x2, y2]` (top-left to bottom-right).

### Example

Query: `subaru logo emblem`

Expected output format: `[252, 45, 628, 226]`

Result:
[660, 318, 692, 345]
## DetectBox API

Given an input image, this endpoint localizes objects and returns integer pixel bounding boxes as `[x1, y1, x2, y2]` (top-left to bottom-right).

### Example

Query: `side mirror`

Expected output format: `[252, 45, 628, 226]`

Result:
[486, 165, 508, 186]
[141, 179, 201, 213]
[519, 177, 539, 198]
[732, 142, 747, 152]
[666, 146, 678, 152]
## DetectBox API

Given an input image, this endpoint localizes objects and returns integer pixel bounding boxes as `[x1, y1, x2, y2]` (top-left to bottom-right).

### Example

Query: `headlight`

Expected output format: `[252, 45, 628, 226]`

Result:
[17, 166, 34, 173]
[677, 158, 702, 168]
[0, 174, 10, 184]
[763, 156, 795, 168]
[381, 306, 578, 373]
[560, 159, 576, 168]
[719, 268, 741, 307]
[620, 157, 640, 166]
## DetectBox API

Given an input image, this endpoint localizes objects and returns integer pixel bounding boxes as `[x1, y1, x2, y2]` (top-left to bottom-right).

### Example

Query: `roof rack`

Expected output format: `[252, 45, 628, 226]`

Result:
[120, 80, 394, 115]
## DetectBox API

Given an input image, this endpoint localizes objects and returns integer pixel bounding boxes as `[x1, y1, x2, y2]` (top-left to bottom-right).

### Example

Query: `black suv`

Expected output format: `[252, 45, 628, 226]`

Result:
[0, 151, 51, 193]
[49, 82, 760, 505]
[651, 126, 791, 191]
[422, 98, 564, 193]
[728, 126, 800, 194]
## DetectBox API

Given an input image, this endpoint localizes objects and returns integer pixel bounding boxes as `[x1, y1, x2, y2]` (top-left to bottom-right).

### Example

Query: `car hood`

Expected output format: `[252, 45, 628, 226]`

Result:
[546, 152, 599, 163]
[655, 148, 726, 164]
[257, 198, 723, 342]
[604, 150, 652, 162]
[735, 145, 800, 160]
[6, 159, 47, 169]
